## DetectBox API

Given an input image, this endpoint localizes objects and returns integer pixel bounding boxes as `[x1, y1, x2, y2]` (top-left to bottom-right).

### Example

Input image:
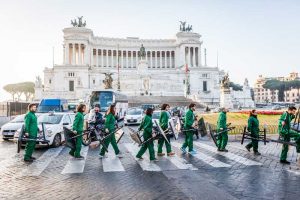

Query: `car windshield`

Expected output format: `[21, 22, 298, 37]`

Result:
[152, 112, 160, 119]
[127, 109, 142, 115]
[11, 115, 25, 123]
[38, 114, 63, 124]
[37, 105, 62, 113]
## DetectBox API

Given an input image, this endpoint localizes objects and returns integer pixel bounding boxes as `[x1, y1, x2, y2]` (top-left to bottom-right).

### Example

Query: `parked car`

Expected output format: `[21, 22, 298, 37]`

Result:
[141, 104, 159, 111]
[152, 111, 173, 127]
[0, 114, 25, 141]
[14, 112, 75, 148]
[272, 105, 282, 110]
[124, 108, 144, 125]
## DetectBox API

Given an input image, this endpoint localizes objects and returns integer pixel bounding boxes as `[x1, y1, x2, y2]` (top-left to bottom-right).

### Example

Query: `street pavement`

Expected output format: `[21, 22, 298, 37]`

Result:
[0, 127, 300, 200]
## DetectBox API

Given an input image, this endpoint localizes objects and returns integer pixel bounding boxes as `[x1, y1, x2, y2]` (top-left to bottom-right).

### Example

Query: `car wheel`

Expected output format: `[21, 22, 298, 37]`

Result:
[52, 133, 61, 148]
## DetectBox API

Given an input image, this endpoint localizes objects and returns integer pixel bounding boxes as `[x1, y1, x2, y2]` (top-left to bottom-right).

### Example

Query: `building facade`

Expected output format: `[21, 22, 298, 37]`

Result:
[253, 72, 300, 103]
[35, 20, 228, 105]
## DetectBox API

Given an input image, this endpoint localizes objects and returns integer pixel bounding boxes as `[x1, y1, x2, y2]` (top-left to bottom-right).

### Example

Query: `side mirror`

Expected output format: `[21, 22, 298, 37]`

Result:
[63, 123, 69, 126]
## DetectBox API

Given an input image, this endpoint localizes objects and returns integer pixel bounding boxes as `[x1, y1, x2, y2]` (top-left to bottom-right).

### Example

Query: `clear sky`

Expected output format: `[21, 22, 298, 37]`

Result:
[0, 0, 299, 101]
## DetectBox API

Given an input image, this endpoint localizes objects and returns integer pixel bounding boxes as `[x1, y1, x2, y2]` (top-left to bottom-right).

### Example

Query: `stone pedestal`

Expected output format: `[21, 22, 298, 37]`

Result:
[220, 88, 233, 109]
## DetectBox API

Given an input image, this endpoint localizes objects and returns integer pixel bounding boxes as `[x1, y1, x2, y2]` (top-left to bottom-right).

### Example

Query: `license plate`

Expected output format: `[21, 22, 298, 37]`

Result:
[3, 132, 14, 136]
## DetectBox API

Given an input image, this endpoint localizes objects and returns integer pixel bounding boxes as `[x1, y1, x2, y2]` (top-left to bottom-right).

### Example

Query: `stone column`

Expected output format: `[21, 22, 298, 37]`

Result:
[150, 51, 152, 68]
[163, 51, 167, 68]
[121, 50, 123, 68]
[78, 44, 82, 65]
[72, 43, 76, 65]
[187, 47, 190, 67]
[193, 47, 196, 67]
[169, 51, 172, 68]
[131, 51, 133, 68]
[96, 49, 99, 67]
[136, 51, 138, 68]
[83, 44, 87, 65]
[91, 48, 94, 66]
[160, 51, 162, 68]
[65, 43, 69, 64]
[106, 49, 109, 67]
[101, 49, 103, 67]
[198, 46, 201, 67]
[156, 51, 159, 68]
[125, 50, 128, 68]
[111, 49, 114, 68]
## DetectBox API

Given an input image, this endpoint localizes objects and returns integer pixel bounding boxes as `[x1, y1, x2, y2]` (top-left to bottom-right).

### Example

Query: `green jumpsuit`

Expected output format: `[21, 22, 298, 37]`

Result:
[99, 113, 120, 156]
[70, 111, 84, 157]
[279, 112, 300, 161]
[24, 111, 38, 160]
[245, 115, 260, 152]
[216, 112, 228, 150]
[136, 115, 155, 160]
[181, 109, 195, 152]
[157, 111, 172, 154]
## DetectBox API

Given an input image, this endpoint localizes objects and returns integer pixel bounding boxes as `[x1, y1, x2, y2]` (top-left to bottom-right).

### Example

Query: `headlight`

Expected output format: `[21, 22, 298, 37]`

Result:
[46, 129, 53, 137]
[14, 130, 20, 138]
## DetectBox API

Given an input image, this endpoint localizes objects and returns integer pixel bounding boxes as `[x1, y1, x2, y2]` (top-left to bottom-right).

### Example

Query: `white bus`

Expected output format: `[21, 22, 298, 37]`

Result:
[88, 90, 128, 119]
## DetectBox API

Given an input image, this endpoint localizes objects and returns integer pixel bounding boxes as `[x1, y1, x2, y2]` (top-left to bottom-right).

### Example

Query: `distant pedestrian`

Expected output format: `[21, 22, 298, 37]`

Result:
[216, 107, 229, 152]
[245, 110, 261, 155]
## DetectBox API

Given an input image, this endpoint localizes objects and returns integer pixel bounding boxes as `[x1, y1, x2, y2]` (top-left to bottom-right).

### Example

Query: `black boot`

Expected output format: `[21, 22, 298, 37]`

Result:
[245, 146, 251, 152]
[280, 160, 291, 165]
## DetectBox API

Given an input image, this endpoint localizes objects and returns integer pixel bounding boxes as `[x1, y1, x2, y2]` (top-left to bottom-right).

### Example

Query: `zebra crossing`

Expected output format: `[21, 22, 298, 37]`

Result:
[0, 141, 268, 177]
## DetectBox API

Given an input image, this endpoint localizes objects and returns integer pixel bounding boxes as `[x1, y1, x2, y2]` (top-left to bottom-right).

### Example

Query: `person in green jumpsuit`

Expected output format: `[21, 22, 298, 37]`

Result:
[279, 106, 300, 164]
[99, 104, 123, 158]
[216, 108, 229, 152]
[136, 108, 157, 161]
[70, 104, 86, 159]
[24, 103, 38, 162]
[181, 103, 197, 155]
[157, 104, 175, 157]
[245, 110, 261, 155]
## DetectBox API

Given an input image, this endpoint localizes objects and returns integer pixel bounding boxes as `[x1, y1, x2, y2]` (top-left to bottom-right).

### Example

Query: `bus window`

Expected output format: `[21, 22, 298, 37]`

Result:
[99, 92, 113, 112]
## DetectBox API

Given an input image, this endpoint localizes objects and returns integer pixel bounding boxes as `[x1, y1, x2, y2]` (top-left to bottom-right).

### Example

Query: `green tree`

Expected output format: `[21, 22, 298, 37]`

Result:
[3, 82, 35, 102]
[19, 82, 35, 101]
[229, 82, 243, 91]
[3, 84, 17, 101]
[262, 79, 281, 102]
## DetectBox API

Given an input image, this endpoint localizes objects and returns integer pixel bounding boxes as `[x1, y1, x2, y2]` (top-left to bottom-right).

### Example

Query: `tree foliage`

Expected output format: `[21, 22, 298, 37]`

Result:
[3, 82, 35, 101]
[229, 82, 243, 91]
[263, 79, 300, 102]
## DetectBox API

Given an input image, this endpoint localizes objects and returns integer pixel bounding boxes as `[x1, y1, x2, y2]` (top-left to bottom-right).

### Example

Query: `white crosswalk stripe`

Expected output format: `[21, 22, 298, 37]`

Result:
[21, 146, 64, 176]
[172, 142, 231, 168]
[153, 144, 198, 171]
[162, 153, 198, 170]
[124, 143, 161, 171]
[61, 146, 89, 174]
[195, 142, 262, 166]
[102, 149, 125, 172]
